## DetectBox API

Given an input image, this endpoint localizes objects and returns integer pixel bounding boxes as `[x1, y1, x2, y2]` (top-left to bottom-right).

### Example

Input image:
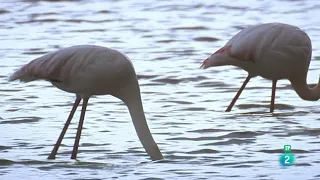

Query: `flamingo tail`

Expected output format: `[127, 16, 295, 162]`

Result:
[8, 65, 39, 82]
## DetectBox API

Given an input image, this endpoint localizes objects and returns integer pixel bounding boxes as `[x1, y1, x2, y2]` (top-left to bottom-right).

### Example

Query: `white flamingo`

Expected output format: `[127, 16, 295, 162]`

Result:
[8, 45, 163, 160]
[201, 22, 320, 112]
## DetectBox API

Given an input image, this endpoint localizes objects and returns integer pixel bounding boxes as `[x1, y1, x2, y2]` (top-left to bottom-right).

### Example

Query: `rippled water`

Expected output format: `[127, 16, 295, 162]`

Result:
[1, 0, 320, 179]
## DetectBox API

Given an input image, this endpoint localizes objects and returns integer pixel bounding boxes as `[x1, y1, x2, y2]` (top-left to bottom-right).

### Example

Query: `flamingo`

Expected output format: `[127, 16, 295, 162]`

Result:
[8, 45, 163, 160]
[201, 22, 320, 112]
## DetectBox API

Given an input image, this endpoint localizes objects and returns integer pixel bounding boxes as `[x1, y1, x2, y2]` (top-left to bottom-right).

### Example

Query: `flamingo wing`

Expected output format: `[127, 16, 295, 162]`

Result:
[224, 23, 281, 63]
[226, 23, 310, 64]
[8, 45, 113, 83]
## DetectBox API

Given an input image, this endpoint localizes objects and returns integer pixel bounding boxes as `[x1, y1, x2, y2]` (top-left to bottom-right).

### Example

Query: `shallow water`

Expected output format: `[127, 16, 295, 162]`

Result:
[1, 0, 320, 179]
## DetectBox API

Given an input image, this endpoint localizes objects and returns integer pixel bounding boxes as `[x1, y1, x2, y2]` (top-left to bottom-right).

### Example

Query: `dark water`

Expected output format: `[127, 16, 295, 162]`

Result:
[1, 0, 320, 179]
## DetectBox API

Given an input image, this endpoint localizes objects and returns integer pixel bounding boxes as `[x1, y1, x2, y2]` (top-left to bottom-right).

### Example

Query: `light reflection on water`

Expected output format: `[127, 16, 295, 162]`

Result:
[1, 0, 320, 179]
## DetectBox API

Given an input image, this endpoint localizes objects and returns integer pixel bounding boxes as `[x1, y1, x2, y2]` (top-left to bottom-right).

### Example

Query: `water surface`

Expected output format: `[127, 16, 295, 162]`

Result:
[1, 0, 320, 179]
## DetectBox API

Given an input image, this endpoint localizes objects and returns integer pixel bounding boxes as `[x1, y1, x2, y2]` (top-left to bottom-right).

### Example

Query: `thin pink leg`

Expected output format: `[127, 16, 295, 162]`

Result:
[226, 74, 251, 112]
[71, 98, 89, 159]
[270, 80, 277, 113]
[48, 96, 82, 159]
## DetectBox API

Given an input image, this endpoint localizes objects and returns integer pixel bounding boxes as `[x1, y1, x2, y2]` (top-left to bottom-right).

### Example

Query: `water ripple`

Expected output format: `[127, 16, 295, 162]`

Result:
[1, 0, 320, 179]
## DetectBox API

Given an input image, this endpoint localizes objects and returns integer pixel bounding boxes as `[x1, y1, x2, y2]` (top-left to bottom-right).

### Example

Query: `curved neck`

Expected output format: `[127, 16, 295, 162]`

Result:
[290, 77, 320, 101]
[119, 82, 163, 160]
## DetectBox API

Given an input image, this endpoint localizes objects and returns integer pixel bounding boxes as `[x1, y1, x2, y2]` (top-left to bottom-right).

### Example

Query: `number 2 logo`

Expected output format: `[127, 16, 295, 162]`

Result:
[284, 155, 290, 164]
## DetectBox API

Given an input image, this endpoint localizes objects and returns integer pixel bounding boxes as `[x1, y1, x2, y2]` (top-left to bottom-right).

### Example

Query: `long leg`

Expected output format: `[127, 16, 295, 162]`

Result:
[226, 74, 251, 112]
[71, 98, 89, 159]
[48, 96, 82, 159]
[270, 80, 277, 113]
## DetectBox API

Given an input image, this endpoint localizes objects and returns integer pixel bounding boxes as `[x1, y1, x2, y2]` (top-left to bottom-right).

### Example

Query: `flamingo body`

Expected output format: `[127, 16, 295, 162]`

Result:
[10, 45, 134, 97]
[201, 23, 320, 112]
[9, 45, 163, 160]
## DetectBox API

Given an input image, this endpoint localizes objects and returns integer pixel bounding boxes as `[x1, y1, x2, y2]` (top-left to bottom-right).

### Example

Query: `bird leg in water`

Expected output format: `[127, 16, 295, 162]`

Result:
[270, 80, 277, 113]
[71, 98, 89, 159]
[48, 96, 82, 159]
[226, 74, 252, 112]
